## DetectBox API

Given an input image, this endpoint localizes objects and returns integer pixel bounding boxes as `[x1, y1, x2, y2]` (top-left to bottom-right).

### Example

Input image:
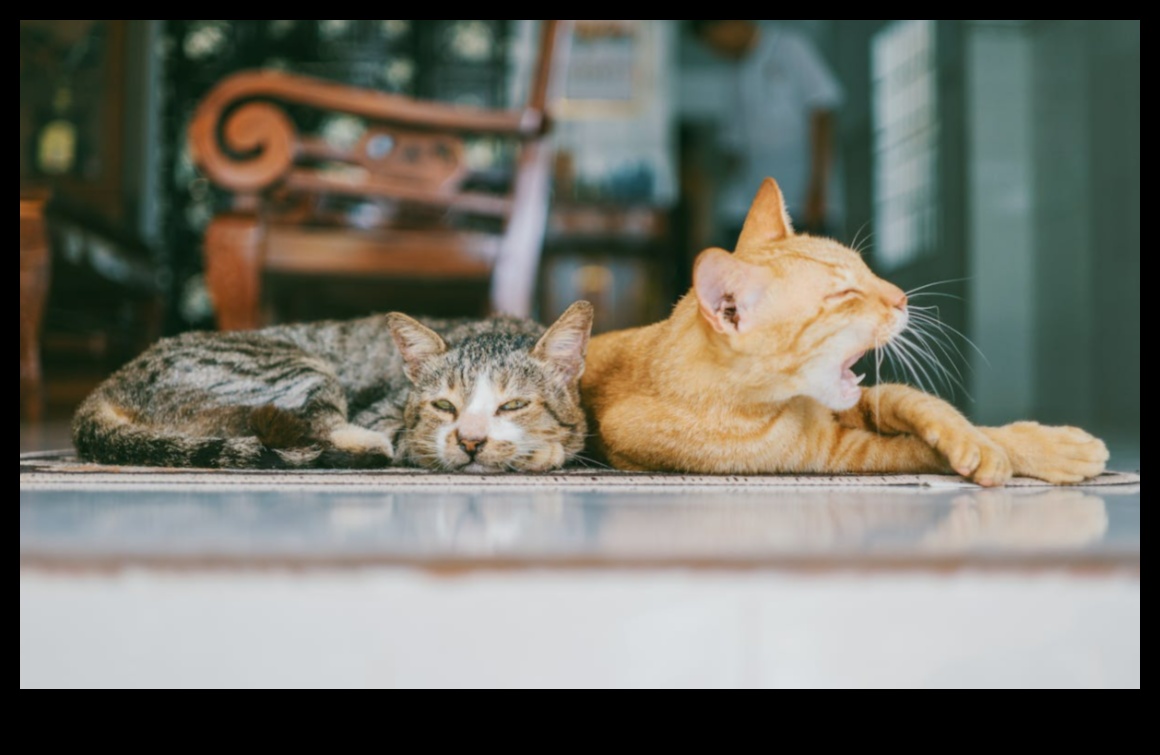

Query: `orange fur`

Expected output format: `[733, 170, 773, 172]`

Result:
[582, 178, 1108, 485]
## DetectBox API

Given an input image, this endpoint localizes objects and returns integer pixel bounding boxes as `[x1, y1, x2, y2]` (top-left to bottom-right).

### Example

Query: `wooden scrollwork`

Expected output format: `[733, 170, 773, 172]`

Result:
[195, 100, 298, 193]
[188, 69, 547, 215]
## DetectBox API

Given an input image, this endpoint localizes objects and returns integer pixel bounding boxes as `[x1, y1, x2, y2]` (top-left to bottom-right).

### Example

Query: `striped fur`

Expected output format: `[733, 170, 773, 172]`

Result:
[73, 303, 593, 471]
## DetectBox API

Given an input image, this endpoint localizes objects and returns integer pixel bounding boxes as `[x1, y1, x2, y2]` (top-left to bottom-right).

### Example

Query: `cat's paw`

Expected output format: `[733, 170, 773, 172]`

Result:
[924, 425, 1012, 487]
[514, 444, 567, 472]
[328, 425, 395, 460]
[984, 421, 1109, 484]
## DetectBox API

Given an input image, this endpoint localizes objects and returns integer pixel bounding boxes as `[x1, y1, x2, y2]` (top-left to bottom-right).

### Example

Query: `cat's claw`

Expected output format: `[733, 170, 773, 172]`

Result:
[984, 421, 1109, 484]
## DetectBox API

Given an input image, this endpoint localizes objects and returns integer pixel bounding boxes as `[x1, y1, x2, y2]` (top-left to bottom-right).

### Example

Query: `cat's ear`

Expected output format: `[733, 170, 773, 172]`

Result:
[693, 248, 773, 334]
[533, 300, 594, 383]
[735, 177, 794, 254]
[386, 313, 448, 383]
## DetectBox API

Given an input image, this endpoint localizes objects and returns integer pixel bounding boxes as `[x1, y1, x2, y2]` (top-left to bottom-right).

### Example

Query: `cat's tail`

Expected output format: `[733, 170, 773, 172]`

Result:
[72, 399, 325, 469]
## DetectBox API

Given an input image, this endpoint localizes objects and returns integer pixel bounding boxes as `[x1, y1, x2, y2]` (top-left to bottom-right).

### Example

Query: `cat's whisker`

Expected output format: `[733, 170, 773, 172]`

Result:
[907, 304, 948, 330]
[908, 337, 969, 400]
[909, 320, 969, 381]
[908, 309, 989, 366]
[904, 312, 978, 400]
[908, 291, 963, 302]
[904, 277, 970, 297]
[901, 331, 966, 398]
[848, 220, 867, 250]
[908, 314, 970, 369]
[888, 336, 937, 395]
[881, 342, 918, 395]
[881, 338, 928, 391]
[572, 453, 613, 470]
[873, 335, 884, 433]
[903, 328, 963, 392]
[848, 221, 874, 256]
[907, 308, 948, 330]
[901, 287, 980, 379]
[878, 338, 912, 389]
[906, 320, 968, 384]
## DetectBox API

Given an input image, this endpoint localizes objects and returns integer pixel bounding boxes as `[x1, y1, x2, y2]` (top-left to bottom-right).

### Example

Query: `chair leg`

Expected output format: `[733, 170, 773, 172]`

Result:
[205, 213, 264, 331]
[491, 142, 552, 318]
[20, 198, 51, 423]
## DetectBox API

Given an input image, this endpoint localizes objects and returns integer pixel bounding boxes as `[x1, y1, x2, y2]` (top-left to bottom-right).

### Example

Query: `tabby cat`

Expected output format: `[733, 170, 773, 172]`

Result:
[582, 178, 1108, 485]
[73, 301, 593, 471]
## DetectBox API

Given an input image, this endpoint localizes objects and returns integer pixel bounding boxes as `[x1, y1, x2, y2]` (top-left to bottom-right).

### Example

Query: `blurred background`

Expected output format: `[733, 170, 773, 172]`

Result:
[19, 20, 1139, 453]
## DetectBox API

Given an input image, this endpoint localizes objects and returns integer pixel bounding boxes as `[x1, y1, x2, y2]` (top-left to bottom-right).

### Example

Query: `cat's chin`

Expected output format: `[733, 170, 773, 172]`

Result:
[823, 389, 862, 411]
[802, 382, 862, 412]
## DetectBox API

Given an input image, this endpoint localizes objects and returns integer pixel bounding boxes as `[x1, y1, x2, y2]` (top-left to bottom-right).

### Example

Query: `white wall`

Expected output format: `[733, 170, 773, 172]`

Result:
[22, 568, 1140, 688]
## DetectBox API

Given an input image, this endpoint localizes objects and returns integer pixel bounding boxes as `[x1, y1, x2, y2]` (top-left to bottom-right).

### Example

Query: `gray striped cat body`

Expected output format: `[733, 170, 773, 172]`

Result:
[73, 302, 593, 471]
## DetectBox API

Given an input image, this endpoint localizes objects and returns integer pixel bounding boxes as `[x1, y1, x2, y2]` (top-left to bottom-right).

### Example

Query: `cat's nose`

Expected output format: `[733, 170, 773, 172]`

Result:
[458, 434, 487, 457]
[883, 284, 907, 310]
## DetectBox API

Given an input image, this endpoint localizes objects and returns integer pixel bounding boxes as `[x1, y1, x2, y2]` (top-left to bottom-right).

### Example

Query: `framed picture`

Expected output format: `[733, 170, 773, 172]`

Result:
[558, 20, 652, 118]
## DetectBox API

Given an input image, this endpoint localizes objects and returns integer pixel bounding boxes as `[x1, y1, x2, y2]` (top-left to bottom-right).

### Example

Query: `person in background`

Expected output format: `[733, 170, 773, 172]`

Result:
[693, 20, 843, 238]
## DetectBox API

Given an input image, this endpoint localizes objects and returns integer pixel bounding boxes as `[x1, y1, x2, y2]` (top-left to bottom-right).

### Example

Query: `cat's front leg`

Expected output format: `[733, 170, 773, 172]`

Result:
[343, 402, 405, 464]
[840, 383, 1012, 486]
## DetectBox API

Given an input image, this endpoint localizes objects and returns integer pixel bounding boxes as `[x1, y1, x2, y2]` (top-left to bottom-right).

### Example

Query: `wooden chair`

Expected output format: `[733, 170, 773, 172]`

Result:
[20, 192, 51, 422]
[188, 20, 570, 330]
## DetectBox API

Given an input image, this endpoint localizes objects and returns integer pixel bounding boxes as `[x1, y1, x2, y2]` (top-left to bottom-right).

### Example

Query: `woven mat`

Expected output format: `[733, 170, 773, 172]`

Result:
[19, 450, 1140, 493]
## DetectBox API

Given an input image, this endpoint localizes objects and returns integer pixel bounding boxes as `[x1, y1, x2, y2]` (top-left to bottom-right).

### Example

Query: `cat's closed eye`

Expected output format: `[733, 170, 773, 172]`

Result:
[827, 288, 862, 301]
[498, 399, 529, 413]
[431, 399, 457, 415]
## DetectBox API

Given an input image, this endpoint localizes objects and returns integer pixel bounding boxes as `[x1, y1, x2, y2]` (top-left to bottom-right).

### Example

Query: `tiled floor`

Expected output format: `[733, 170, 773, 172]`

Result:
[20, 420, 1141, 569]
[19, 483, 1140, 569]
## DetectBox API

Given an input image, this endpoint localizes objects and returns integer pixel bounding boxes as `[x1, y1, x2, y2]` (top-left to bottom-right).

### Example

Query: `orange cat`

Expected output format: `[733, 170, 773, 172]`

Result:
[581, 178, 1108, 485]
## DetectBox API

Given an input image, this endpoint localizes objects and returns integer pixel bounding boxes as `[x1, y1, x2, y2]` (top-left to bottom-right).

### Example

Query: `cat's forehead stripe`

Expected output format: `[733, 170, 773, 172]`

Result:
[465, 376, 498, 415]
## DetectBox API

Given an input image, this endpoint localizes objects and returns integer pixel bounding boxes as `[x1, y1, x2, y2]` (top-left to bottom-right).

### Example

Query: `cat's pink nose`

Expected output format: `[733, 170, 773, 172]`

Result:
[882, 284, 907, 310]
[458, 434, 487, 456]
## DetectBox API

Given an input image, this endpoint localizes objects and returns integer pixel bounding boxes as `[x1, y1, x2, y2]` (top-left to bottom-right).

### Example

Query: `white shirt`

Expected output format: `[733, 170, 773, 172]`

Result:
[718, 26, 844, 227]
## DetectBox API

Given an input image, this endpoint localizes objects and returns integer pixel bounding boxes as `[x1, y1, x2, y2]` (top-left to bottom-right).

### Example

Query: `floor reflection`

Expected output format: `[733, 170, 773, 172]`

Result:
[919, 489, 1109, 550]
[20, 485, 1139, 563]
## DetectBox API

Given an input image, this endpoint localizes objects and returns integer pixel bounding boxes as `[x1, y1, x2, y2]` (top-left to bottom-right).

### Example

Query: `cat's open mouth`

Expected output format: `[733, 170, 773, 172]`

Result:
[840, 351, 867, 402]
